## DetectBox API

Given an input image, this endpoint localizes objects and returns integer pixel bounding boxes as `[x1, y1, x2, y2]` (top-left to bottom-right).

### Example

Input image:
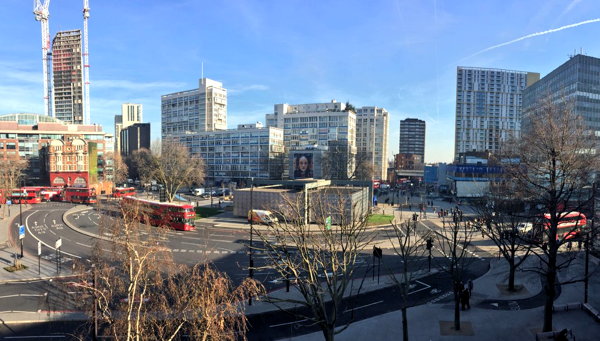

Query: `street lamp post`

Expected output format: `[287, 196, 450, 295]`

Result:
[19, 180, 24, 258]
[248, 177, 254, 305]
[585, 182, 595, 303]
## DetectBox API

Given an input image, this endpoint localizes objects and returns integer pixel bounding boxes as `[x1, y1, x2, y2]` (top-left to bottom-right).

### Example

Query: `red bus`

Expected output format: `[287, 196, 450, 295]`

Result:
[40, 187, 62, 202]
[62, 187, 97, 204]
[113, 187, 136, 198]
[543, 211, 586, 240]
[121, 196, 196, 231]
[10, 187, 42, 204]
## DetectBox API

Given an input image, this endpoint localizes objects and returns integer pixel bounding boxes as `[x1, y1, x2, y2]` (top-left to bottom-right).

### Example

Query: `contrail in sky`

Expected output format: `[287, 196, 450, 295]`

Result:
[467, 18, 600, 59]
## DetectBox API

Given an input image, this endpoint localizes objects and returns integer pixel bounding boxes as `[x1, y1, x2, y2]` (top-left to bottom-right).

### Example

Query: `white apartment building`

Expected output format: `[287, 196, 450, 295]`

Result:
[355, 106, 389, 180]
[192, 122, 285, 182]
[114, 103, 143, 155]
[265, 100, 356, 179]
[161, 78, 227, 142]
[455, 67, 539, 159]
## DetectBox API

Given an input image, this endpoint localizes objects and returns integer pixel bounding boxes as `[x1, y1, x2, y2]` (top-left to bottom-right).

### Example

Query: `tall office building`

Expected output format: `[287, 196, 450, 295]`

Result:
[400, 118, 426, 159]
[114, 103, 143, 154]
[454, 67, 539, 159]
[52, 30, 84, 125]
[161, 78, 227, 142]
[355, 106, 389, 180]
[523, 54, 600, 138]
[120, 123, 151, 157]
[265, 100, 356, 179]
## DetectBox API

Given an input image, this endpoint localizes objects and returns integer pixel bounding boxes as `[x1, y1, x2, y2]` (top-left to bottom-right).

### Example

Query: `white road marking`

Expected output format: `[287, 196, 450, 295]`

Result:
[0, 294, 46, 298]
[269, 318, 309, 328]
[344, 300, 383, 313]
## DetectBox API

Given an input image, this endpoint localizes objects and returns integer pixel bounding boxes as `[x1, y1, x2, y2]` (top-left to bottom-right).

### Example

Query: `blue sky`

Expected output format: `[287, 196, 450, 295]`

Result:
[1, 0, 599, 163]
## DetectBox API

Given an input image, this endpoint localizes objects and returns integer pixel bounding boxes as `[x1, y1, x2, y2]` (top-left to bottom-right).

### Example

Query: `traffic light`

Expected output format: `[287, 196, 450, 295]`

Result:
[426, 238, 433, 250]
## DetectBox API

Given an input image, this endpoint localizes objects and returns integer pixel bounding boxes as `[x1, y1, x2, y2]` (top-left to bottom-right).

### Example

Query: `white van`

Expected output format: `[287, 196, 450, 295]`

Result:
[248, 209, 279, 225]
[517, 222, 533, 233]
[192, 188, 205, 196]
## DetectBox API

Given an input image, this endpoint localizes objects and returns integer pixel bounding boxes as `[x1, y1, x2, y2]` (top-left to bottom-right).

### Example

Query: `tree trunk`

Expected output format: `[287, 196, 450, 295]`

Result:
[508, 258, 516, 292]
[402, 306, 409, 341]
[543, 254, 557, 332]
[454, 289, 461, 331]
[322, 326, 335, 341]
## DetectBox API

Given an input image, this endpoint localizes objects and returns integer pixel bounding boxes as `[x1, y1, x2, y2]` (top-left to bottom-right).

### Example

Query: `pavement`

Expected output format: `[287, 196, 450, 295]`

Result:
[0, 204, 84, 324]
[1, 196, 600, 340]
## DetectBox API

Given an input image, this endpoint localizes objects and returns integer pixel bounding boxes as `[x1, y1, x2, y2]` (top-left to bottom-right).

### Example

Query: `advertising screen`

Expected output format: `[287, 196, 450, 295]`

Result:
[293, 153, 314, 179]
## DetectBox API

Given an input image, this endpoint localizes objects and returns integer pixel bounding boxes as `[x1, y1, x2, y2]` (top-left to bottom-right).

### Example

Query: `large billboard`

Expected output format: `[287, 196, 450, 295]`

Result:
[292, 153, 314, 179]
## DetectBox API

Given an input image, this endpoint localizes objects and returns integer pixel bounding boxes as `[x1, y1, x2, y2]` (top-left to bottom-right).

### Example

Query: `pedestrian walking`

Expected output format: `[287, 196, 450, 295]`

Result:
[468, 279, 473, 298]
[460, 287, 470, 310]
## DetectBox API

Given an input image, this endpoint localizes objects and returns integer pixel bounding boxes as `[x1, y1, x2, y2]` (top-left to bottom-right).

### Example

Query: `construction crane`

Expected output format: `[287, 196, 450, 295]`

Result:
[33, 0, 51, 117]
[83, 0, 91, 124]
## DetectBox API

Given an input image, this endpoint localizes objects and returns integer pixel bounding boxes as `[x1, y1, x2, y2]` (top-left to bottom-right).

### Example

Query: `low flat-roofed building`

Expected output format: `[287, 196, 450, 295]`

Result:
[233, 179, 370, 224]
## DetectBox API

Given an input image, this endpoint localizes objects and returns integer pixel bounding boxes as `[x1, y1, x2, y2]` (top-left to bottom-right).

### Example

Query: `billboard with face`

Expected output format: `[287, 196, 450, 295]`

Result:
[293, 153, 313, 179]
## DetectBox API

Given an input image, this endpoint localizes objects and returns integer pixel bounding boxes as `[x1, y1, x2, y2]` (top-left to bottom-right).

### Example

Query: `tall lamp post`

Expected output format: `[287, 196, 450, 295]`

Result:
[585, 181, 595, 303]
[19, 179, 25, 258]
[248, 177, 254, 305]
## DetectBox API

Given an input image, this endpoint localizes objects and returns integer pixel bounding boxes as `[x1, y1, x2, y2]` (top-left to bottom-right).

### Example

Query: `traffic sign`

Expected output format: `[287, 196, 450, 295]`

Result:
[55, 238, 62, 249]
[325, 216, 332, 230]
[19, 225, 25, 240]
[38, 241, 42, 256]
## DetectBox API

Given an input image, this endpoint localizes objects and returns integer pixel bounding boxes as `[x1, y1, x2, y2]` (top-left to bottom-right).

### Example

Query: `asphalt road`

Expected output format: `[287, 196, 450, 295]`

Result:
[0, 200, 508, 339]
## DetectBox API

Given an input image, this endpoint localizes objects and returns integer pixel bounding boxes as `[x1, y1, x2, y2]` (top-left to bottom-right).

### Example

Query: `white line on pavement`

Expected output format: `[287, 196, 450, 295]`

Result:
[269, 318, 309, 328]
[344, 300, 383, 313]
[0, 294, 46, 298]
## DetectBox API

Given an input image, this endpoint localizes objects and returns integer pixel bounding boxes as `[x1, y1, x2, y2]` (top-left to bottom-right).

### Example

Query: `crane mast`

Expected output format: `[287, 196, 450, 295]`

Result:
[83, 0, 91, 124]
[33, 0, 52, 117]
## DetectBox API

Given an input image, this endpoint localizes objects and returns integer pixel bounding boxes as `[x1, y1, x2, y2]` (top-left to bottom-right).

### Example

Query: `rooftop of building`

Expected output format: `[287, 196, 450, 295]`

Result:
[456, 66, 534, 74]
[0, 113, 103, 133]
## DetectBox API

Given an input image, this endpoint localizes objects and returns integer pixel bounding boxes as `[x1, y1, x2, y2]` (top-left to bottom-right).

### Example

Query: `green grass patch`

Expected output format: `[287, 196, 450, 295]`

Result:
[367, 214, 394, 226]
[195, 207, 222, 218]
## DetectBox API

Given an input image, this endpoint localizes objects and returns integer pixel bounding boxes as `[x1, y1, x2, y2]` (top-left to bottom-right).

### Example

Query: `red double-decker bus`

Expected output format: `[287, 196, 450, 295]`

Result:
[113, 187, 136, 198]
[40, 187, 62, 202]
[62, 187, 97, 204]
[121, 196, 196, 231]
[10, 187, 42, 204]
[543, 211, 587, 240]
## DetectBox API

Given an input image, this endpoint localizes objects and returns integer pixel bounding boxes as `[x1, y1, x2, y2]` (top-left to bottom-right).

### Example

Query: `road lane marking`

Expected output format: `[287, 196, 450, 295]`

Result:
[25, 211, 80, 259]
[0, 294, 46, 298]
[269, 318, 309, 328]
[343, 300, 383, 313]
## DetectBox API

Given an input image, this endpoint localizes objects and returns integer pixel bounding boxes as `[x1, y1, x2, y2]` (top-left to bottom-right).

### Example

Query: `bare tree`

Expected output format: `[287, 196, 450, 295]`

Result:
[0, 158, 28, 218]
[70, 200, 262, 340]
[254, 191, 372, 341]
[125, 148, 153, 184]
[387, 219, 429, 341]
[103, 152, 128, 186]
[150, 140, 205, 201]
[350, 151, 375, 181]
[473, 187, 533, 292]
[435, 214, 475, 331]
[505, 97, 599, 332]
